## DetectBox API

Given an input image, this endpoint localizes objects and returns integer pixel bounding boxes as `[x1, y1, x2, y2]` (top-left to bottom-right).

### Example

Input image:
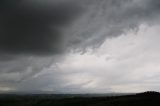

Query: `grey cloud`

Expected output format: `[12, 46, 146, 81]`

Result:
[66, 0, 160, 51]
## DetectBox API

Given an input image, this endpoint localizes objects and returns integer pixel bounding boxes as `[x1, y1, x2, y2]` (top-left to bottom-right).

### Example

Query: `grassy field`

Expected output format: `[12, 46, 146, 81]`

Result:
[0, 91, 159, 106]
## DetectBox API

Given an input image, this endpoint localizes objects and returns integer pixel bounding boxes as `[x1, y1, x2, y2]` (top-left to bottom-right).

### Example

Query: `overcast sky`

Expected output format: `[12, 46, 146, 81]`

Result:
[0, 0, 160, 93]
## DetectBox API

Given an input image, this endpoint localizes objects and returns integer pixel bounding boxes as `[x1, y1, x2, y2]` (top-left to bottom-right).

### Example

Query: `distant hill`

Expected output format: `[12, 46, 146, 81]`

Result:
[0, 91, 160, 106]
[136, 91, 160, 96]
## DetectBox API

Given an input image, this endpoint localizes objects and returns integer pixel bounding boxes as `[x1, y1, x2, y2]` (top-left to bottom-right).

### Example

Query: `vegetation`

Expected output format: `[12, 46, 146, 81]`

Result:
[0, 91, 160, 106]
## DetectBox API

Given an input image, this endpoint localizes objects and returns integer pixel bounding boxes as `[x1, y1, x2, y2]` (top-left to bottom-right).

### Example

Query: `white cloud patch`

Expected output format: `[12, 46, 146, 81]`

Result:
[36, 24, 160, 93]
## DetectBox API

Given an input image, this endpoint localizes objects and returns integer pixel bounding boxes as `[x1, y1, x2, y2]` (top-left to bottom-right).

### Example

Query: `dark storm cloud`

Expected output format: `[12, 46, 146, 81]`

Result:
[1, 0, 160, 55]
[0, 0, 82, 55]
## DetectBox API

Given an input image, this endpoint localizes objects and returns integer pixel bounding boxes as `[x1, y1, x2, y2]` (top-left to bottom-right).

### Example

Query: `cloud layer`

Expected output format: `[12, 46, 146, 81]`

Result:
[1, 0, 160, 93]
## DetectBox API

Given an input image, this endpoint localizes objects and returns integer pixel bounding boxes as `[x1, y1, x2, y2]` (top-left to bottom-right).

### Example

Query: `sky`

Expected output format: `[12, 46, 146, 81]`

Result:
[0, 0, 160, 93]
